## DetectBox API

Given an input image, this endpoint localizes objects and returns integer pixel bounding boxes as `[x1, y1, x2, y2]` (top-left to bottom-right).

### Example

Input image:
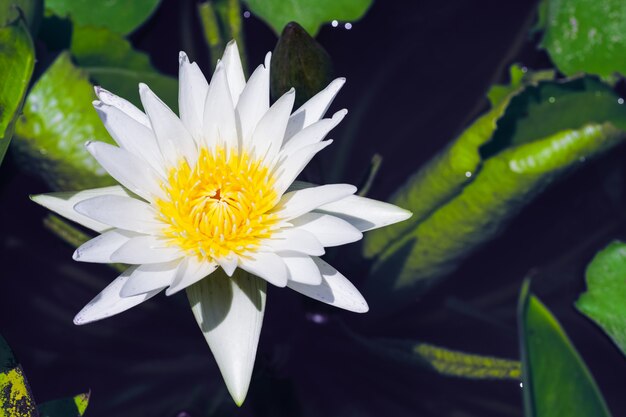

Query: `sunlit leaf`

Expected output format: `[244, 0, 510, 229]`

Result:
[0, 16, 34, 166]
[576, 241, 626, 358]
[45, 0, 161, 35]
[243, 0, 372, 36]
[540, 0, 626, 79]
[13, 52, 116, 190]
[518, 281, 613, 417]
[0, 335, 37, 417]
[38, 392, 90, 417]
[271, 21, 333, 108]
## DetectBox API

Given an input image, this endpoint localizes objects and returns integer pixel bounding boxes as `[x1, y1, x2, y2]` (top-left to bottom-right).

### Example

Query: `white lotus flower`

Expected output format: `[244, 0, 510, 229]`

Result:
[31, 41, 411, 405]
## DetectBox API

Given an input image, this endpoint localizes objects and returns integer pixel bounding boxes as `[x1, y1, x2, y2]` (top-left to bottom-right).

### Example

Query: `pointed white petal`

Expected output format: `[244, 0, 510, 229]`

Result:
[203, 63, 238, 151]
[187, 269, 266, 406]
[281, 109, 346, 156]
[178, 51, 209, 141]
[217, 255, 238, 277]
[166, 257, 218, 295]
[251, 88, 295, 162]
[30, 186, 133, 233]
[111, 235, 183, 264]
[236, 54, 270, 149]
[73, 229, 139, 263]
[284, 77, 346, 140]
[273, 140, 332, 195]
[288, 257, 368, 313]
[318, 195, 413, 232]
[85, 141, 164, 202]
[95, 86, 150, 128]
[121, 259, 183, 297]
[282, 253, 322, 285]
[73, 267, 161, 325]
[93, 101, 165, 176]
[263, 228, 324, 256]
[272, 183, 357, 221]
[74, 195, 164, 234]
[140, 83, 197, 167]
[239, 251, 288, 287]
[221, 40, 246, 105]
[291, 212, 362, 247]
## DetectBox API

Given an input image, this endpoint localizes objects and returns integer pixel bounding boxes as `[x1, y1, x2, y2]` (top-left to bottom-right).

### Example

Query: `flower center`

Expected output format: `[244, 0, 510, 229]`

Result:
[155, 147, 280, 261]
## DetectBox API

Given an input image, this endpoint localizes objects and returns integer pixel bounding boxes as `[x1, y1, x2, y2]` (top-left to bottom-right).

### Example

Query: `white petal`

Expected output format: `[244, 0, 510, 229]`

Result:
[73, 229, 139, 263]
[221, 40, 246, 105]
[263, 228, 324, 256]
[178, 51, 209, 141]
[288, 257, 368, 313]
[187, 269, 266, 406]
[30, 186, 133, 233]
[73, 267, 161, 325]
[203, 63, 238, 152]
[251, 88, 295, 162]
[140, 83, 197, 167]
[318, 195, 413, 232]
[284, 77, 346, 141]
[93, 101, 165, 176]
[272, 183, 357, 221]
[272, 140, 332, 195]
[290, 212, 362, 247]
[86, 141, 165, 202]
[74, 195, 164, 234]
[236, 53, 270, 149]
[217, 255, 238, 277]
[282, 253, 322, 285]
[166, 257, 218, 295]
[111, 235, 183, 264]
[95, 86, 150, 128]
[239, 251, 288, 287]
[281, 109, 346, 156]
[121, 259, 183, 297]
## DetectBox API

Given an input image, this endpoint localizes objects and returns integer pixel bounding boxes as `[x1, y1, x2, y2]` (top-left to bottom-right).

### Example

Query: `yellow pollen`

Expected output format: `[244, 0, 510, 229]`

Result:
[155, 147, 279, 261]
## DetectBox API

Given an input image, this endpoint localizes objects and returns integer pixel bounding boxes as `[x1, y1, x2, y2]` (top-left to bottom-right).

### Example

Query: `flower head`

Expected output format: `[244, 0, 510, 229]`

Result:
[32, 41, 411, 404]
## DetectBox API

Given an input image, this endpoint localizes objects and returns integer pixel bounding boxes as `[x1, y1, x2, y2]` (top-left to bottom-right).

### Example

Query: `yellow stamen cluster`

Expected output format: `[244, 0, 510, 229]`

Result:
[155, 147, 280, 261]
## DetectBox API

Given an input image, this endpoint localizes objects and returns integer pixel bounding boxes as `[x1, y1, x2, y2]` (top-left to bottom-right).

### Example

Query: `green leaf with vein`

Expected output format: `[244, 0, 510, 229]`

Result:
[0, 16, 34, 167]
[518, 281, 612, 417]
[45, 0, 161, 35]
[38, 392, 90, 417]
[70, 25, 178, 110]
[363, 66, 552, 259]
[243, 0, 372, 36]
[13, 52, 116, 190]
[576, 241, 626, 357]
[540, 0, 626, 80]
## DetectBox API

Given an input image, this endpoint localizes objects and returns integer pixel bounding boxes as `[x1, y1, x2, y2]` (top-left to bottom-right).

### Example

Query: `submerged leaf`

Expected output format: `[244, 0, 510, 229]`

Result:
[13, 52, 116, 190]
[0, 16, 35, 166]
[518, 281, 612, 417]
[243, 0, 372, 36]
[576, 241, 626, 357]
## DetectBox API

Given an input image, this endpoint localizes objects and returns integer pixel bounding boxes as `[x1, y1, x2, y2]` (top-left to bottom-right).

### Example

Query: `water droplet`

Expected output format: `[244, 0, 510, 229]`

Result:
[344, 22, 353, 30]
[618, 98, 624, 105]
[331, 20, 339, 27]
[465, 171, 472, 178]
[548, 96, 556, 103]
[519, 382, 523, 388]
[243, 10, 251, 18]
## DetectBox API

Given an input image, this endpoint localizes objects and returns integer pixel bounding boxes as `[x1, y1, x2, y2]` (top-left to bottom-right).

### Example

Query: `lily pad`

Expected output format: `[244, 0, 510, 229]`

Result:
[38, 392, 90, 417]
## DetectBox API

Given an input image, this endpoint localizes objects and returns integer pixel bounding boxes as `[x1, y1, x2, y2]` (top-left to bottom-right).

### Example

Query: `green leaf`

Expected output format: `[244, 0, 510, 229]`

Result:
[45, 0, 161, 35]
[363, 67, 547, 259]
[38, 392, 90, 417]
[13, 52, 116, 190]
[540, 0, 626, 79]
[0, 0, 43, 33]
[0, 16, 35, 166]
[270, 22, 333, 108]
[69, 25, 178, 110]
[576, 241, 626, 357]
[518, 281, 613, 417]
[0, 335, 37, 417]
[243, 0, 373, 36]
